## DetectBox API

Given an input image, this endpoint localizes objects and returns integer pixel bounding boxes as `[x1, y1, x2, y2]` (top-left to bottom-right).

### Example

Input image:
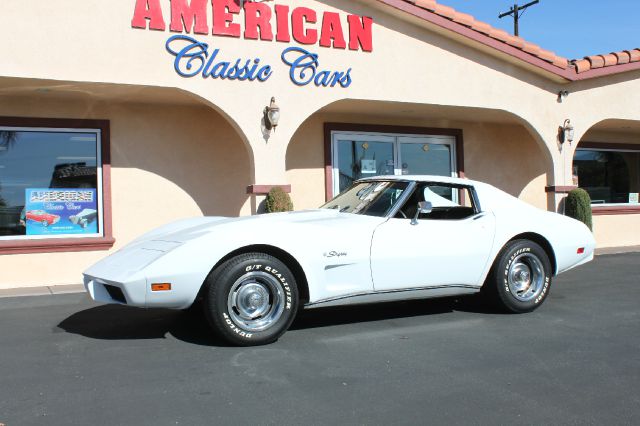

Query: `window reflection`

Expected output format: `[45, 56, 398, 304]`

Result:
[574, 148, 640, 205]
[0, 130, 99, 237]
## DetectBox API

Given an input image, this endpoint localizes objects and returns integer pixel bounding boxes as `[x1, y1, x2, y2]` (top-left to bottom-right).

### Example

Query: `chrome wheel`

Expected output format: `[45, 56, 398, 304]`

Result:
[227, 271, 285, 332]
[507, 253, 545, 302]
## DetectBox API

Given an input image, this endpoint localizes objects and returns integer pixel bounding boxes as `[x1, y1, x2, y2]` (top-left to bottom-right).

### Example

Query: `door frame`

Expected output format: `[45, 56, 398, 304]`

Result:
[324, 123, 465, 200]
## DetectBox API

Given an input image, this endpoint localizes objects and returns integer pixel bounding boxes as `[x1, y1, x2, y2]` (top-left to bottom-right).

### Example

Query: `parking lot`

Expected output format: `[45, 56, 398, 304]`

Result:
[1, 252, 639, 425]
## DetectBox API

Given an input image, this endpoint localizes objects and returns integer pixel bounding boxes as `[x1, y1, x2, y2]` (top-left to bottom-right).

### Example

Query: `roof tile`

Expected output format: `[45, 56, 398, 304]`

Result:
[614, 51, 631, 64]
[587, 55, 606, 69]
[452, 12, 474, 27]
[602, 54, 618, 67]
[628, 49, 640, 62]
[414, 0, 437, 12]
[433, 4, 456, 20]
[574, 59, 591, 73]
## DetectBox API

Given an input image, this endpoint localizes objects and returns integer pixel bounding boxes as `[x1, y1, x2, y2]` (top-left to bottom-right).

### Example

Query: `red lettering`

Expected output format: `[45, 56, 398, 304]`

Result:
[244, 2, 273, 41]
[291, 7, 317, 45]
[319, 12, 346, 49]
[348, 15, 373, 52]
[131, 0, 166, 31]
[274, 5, 291, 43]
[212, 0, 240, 37]
[170, 0, 209, 34]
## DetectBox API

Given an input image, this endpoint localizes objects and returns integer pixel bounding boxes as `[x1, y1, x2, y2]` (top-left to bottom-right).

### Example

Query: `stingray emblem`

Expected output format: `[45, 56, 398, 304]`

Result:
[324, 251, 347, 258]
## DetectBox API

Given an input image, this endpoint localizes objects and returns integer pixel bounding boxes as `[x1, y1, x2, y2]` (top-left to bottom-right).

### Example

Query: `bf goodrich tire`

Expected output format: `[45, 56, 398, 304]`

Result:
[203, 253, 299, 346]
[485, 239, 552, 313]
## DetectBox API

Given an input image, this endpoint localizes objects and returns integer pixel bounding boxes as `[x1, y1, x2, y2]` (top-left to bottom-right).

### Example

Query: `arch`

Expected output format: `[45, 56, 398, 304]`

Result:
[285, 98, 556, 211]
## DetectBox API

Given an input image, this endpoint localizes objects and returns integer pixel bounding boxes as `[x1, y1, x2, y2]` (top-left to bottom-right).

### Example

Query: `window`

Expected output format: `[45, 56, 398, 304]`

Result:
[574, 144, 640, 207]
[395, 183, 477, 221]
[0, 118, 113, 254]
[321, 180, 410, 216]
[325, 124, 463, 200]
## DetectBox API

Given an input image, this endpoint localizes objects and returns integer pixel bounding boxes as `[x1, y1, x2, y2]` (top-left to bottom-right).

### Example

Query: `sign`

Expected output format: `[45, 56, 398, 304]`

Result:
[630, 193, 639, 204]
[132, 0, 373, 88]
[24, 189, 98, 236]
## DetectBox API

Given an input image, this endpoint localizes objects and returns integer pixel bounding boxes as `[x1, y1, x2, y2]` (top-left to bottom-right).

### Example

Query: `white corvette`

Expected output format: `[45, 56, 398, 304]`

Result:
[84, 176, 595, 345]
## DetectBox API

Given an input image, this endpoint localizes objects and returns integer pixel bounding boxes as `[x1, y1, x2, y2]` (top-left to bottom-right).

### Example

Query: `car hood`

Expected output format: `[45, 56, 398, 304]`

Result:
[131, 209, 369, 246]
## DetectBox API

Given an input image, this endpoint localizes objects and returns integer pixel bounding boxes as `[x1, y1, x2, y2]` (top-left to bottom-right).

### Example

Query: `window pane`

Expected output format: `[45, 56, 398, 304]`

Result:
[399, 143, 452, 176]
[337, 140, 394, 193]
[574, 149, 640, 205]
[0, 130, 100, 237]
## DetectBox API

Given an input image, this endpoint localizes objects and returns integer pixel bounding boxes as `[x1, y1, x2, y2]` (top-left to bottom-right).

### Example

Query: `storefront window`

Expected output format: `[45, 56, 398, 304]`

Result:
[332, 132, 456, 195]
[574, 147, 640, 205]
[0, 127, 103, 240]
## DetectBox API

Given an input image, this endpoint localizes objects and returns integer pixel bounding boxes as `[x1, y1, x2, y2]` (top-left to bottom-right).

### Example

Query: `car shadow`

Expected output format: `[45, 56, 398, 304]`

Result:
[57, 296, 504, 347]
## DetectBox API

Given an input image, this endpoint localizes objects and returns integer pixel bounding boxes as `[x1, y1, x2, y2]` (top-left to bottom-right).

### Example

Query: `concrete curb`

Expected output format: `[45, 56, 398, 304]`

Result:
[0, 284, 85, 299]
[595, 245, 640, 256]
[0, 247, 639, 299]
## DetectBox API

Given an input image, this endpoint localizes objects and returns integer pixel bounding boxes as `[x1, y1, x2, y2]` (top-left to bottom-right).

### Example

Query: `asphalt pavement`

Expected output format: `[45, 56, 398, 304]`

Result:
[1, 253, 639, 425]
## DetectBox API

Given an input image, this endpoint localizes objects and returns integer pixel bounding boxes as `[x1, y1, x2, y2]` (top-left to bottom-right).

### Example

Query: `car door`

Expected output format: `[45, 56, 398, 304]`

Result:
[370, 183, 496, 291]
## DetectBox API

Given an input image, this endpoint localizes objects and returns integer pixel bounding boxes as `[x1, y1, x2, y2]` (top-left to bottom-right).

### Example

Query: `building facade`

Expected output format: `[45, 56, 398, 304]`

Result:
[1, 0, 639, 289]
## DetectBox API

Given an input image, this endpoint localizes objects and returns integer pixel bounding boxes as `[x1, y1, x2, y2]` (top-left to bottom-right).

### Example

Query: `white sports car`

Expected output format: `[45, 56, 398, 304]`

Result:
[84, 176, 595, 346]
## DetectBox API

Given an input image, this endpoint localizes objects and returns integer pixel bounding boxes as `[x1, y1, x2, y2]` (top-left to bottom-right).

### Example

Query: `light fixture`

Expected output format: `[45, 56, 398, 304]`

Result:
[557, 90, 569, 103]
[560, 119, 575, 145]
[264, 97, 280, 132]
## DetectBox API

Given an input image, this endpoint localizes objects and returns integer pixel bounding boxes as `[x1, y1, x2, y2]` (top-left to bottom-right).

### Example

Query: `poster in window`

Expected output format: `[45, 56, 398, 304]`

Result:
[361, 159, 377, 174]
[24, 189, 98, 236]
[630, 193, 639, 204]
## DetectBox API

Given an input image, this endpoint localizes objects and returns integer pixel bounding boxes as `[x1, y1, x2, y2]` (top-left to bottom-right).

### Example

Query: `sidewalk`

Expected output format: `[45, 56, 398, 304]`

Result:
[1, 246, 639, 299]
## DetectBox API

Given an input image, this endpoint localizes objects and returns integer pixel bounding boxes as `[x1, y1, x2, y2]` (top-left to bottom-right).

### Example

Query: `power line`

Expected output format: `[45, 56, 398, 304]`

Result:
[499, 1, 540, 37]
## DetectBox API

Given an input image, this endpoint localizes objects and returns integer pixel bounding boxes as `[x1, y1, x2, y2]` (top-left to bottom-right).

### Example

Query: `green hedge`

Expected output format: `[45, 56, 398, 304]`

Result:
[565, 188, 592, 231]
[265, 187, 293, 213]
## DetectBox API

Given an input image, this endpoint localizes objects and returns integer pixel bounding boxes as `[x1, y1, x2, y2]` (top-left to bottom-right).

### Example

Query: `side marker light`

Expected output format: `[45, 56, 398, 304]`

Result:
[151, 283, 172, 292]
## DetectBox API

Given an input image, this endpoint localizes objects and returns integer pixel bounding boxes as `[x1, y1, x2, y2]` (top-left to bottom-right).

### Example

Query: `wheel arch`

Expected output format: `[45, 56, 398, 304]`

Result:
[507, 232, 557, 275]
[199, 244, 310, 304]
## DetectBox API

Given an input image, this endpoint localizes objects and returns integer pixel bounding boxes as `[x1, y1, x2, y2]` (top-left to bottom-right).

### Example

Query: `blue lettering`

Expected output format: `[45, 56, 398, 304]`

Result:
[281, 47, 318, 86]
[166, 35, 209, 77]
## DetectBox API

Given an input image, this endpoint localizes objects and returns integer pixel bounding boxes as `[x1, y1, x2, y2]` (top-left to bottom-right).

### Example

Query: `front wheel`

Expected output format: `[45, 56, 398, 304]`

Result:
[484, 239, 552, 313]
[203, 253, 298, 346]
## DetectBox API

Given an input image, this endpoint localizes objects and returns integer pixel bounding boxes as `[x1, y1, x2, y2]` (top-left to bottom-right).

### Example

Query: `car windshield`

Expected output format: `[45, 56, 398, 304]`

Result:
[320, 181, 410, 217]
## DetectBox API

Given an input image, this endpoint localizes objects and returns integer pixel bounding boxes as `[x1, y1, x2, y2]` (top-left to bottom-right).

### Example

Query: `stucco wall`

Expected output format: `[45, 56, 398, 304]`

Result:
[286, 113, 548, 211]
[593, 215, 640, 248]
[0, 96, 251, 288]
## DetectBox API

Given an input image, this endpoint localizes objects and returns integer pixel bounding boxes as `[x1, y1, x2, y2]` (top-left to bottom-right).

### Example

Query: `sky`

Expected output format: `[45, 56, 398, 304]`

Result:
[438, 0, 639, 59]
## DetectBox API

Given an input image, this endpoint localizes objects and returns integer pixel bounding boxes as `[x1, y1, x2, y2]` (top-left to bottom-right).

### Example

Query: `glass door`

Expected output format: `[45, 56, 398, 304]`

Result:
[331, 132, 457, 197]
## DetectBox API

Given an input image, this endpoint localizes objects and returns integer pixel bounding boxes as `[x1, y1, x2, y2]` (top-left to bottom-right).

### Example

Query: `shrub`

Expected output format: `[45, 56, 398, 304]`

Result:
[565, 188, 592, 231]
[265, 187, 293, 213]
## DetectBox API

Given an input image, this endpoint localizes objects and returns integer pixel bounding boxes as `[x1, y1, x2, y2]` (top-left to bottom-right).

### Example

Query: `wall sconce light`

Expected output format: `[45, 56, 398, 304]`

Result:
[264, 97, 280, 132]
[557, 90, 569, 103]
[560, 119, 574, 144]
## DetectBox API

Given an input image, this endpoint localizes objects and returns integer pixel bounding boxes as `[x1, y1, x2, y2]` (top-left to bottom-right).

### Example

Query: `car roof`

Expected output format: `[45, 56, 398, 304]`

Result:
[357, 175, 477, 186]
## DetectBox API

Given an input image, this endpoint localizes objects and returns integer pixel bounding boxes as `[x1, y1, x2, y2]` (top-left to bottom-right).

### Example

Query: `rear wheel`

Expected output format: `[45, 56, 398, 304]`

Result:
[203, 253, 298, 346]
[485, 239, 552, 313]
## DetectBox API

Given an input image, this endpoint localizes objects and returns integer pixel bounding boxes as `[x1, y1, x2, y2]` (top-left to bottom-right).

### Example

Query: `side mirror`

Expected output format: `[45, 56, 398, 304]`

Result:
[411, 201, 433, 225]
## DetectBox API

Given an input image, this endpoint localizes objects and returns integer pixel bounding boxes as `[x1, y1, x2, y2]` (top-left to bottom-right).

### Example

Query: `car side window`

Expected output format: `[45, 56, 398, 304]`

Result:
[396, 183, 477, 220]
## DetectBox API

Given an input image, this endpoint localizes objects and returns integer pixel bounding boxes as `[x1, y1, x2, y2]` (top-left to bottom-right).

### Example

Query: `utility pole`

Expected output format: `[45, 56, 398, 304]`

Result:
[498, 1, 540, 37]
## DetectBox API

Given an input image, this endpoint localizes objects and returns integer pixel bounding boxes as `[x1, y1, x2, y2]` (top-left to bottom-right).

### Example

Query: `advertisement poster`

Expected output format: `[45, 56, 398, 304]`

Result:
[24, 189, 98, 236]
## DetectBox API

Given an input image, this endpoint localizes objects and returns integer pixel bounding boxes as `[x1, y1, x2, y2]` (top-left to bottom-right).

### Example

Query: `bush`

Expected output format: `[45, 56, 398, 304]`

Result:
[565, 188, 592, 231]
[265, 187, 293, 213]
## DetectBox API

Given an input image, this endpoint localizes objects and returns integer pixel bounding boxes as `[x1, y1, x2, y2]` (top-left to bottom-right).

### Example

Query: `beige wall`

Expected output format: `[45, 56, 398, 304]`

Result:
[0, 96, 251, 288]
[286, 112, 548, 211]
[594, 215, 640, 248]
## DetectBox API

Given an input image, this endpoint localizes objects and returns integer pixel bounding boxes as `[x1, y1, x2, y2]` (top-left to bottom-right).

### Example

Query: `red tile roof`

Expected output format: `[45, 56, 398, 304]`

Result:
[400, 0, 640, 76]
